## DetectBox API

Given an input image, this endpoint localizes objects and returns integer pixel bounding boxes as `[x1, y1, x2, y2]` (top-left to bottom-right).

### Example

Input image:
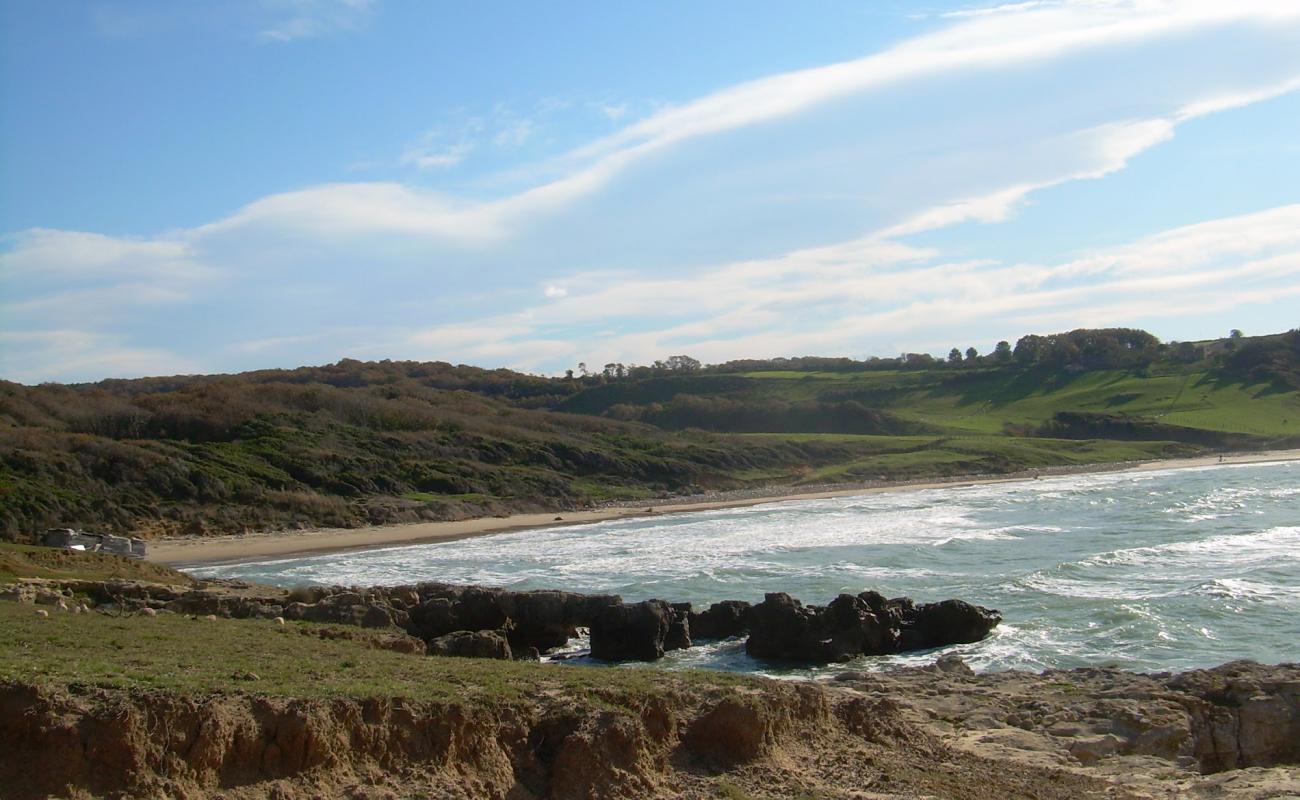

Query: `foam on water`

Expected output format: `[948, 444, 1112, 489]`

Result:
[190, 460, 1300, 673]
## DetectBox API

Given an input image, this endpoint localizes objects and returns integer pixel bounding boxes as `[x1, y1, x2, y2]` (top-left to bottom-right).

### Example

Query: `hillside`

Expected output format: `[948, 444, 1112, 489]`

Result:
[2, 328, 1297, 541]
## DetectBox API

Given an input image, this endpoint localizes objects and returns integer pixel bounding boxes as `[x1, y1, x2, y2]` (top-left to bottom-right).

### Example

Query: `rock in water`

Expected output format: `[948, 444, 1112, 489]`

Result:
[907, 599, 1001, 648]
[746, 592, 999, 664]
[688, 600, 752, 640]
[745, 593, 840, 662]
[589, 600, 673, 661]
[665, 602, 692, 652]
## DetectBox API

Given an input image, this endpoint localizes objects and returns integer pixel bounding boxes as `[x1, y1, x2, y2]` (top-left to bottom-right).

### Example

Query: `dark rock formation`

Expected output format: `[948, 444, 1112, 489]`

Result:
[746, 592, 999, 664]
[906, 598, 1001, 649]
[688, 600, 752, 640]
[14, 576, 998, 665]
[428, 630, 512, 660]
[665, 602, 692, 651]
[590, 600, 674, 661]
[746, 593, 843, 662]
[406, 583, 620, 652]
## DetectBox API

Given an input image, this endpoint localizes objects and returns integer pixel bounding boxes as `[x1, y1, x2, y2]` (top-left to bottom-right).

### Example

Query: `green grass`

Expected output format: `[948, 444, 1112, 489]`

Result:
[729, 433, 1186, 484]
[0, 602, 758, 703]
[0, 542, 196, 586]
[402, 491, 495, 503]
[710, 368, 1300, 438]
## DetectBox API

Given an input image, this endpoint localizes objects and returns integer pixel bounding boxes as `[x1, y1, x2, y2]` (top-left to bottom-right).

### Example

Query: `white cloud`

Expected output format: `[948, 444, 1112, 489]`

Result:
[257, 0, 376, 43]
[402, 142, 473, 170]
[0, 228, 209, 280]
[163, 0, 1300, 247]
[8, 0, 1300, 382]
[395, 202, 1300, 370]
[0, 330, 197, 384]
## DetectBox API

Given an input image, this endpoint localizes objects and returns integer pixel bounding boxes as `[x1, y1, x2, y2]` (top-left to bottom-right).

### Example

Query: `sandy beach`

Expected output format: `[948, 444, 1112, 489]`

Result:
[147, 448, 1300, 566]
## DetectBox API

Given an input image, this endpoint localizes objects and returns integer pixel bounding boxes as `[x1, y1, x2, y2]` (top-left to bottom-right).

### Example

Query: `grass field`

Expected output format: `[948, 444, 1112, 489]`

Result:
[0, 601, 753, 702]
[734, 433, 1185, 483]
[0, 542, 196, 586]
[733, 368, 1300, 437]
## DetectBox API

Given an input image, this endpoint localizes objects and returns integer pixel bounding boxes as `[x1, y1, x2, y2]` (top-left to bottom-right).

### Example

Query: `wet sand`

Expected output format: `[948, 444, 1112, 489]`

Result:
[148, 448, 1300, 566]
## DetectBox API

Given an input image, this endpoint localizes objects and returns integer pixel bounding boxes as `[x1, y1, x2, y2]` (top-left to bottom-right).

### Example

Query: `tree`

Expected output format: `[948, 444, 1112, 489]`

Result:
[994, 341, 1012, 363]
[948, 348, 963, 365]
[577, 362, 589, 377]
[666, 355, 701, 372]
[965, 347, 979, 362]
[1229, 329, 1244, 339]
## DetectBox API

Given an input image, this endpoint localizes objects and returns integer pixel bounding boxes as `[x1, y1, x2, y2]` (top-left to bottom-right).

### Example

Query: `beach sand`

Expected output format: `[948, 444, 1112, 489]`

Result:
[147, 448, 1300, 566]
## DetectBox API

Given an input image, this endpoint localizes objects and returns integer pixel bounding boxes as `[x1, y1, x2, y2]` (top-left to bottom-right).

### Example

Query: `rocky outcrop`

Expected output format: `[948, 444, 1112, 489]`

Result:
[1168, 660, 1300, 772]
[590, 600, 686, 662]
[428, 630, 513, 660]
[8, 661, 1295, 800]
[746, 591, 999, 663]
[833, 659, 1300, 784]
[406, 583, 620, 651]
[4, 577, 998, 664]
[0, 676, 895, 800]
[688, 600, 752, 640]
[905, 598, 1003, 650]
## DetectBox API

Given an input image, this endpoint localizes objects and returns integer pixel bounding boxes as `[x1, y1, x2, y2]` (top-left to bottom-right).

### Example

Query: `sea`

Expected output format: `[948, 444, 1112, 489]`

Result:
[187, 459, 1299, 676]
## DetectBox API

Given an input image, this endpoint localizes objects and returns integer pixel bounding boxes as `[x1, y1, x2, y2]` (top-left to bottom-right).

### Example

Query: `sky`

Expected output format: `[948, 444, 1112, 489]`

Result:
[2, 0, 1299, 384]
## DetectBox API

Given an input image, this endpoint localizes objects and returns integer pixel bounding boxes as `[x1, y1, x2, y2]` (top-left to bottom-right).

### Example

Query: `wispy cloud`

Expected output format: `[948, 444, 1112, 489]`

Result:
[394, 202, 1300, 370]
[7, 0, 1300, 382]
[205, 0, 1300, 247]
[257, 0, 376, 43]
[0, 330, 197, 384]
[401, 142, 473, 170]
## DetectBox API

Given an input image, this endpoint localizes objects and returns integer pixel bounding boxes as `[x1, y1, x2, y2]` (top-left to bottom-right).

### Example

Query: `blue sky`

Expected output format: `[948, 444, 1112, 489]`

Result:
[2, 0, 1299, 383]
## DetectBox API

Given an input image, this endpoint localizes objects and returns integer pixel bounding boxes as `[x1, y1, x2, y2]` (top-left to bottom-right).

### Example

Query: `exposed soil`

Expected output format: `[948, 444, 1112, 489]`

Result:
[3, 659, 1297, 800]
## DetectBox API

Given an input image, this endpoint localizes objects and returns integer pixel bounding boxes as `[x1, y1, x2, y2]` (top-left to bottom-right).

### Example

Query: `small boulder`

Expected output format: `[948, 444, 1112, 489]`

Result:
[428, 630, 512, 660]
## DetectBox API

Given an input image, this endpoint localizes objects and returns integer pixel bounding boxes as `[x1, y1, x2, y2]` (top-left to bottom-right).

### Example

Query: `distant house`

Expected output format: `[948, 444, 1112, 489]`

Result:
[41, 528, 146, 559]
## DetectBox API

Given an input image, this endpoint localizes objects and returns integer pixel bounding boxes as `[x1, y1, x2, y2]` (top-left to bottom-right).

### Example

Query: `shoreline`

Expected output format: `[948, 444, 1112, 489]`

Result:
[148, 448, 1300, 567]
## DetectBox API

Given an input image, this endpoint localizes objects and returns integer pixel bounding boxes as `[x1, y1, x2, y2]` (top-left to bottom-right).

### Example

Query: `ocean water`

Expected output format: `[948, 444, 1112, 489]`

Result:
[189, 460, 1300, 675]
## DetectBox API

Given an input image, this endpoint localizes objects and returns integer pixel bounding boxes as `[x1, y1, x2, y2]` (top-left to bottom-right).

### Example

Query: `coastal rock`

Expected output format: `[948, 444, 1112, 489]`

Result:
[1168, 659, 1300, 771]
[407, 585, 620, 652]
[428, 630, 513, 660]
[504, 589, 621, 651]
[688, 600, 752, 640]
[590, 600, 673, 661]
[906, 598, 1002, 649]
[745, 593, 845, 662]
[665, 602, 692, 652]
[746, 592, 897, 663]
[745, 592, 998, 663]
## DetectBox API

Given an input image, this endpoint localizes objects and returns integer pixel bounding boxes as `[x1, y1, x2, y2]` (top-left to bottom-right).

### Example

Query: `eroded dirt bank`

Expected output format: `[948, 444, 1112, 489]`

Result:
[4, 660, 1297, 800]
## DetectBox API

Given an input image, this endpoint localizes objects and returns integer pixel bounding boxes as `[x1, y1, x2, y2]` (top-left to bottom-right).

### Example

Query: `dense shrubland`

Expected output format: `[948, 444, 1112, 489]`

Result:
[2, 328, 1296, 540]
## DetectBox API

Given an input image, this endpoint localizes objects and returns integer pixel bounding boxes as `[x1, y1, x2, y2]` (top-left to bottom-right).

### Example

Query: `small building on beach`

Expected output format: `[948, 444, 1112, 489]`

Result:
[41, 528, 147, 559]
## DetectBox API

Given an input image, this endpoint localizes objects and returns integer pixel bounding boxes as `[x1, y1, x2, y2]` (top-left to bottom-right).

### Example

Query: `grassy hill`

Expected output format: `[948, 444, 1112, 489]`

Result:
[2, 328, 1296, 541]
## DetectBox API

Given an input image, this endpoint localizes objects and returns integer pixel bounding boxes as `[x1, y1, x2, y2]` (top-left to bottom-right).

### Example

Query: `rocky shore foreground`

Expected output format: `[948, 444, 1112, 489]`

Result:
[3, 576, 1001, 665]
[3, 576, 1298, 799]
